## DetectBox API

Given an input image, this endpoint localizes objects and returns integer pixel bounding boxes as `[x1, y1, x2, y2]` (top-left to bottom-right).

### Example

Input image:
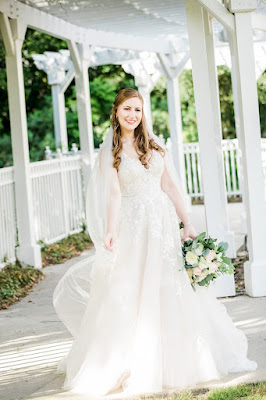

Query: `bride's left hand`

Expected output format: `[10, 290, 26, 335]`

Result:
[180, 224, 198, 245]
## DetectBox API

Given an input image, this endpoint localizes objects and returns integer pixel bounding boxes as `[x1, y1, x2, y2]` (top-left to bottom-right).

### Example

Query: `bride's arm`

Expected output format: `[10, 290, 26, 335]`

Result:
[104, 167, 121, 251]
[161, 162, 191, 226]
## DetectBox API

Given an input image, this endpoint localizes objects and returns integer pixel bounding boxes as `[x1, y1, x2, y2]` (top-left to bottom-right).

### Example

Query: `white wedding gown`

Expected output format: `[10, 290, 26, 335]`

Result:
[53, 148, 257, 398]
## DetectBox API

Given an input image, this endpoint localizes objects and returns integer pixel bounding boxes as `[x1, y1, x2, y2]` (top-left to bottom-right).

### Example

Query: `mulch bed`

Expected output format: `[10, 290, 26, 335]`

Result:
[41, 232, 93, 267]
[192, 196, 242, 205]
[0, 263, 45, 310]
[0, 232, 93, 310]
[233, 249, 248, 295]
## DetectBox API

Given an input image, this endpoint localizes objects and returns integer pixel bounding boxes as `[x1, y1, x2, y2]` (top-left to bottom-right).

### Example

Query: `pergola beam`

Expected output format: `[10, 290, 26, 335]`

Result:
[60, 65, 75, 94]
[195, 0, 235, 32]
[0, 0, 174, 54]
[158, 52, 190, 80]
[0, 12, 14, 56]
[67, 40, 81, 73]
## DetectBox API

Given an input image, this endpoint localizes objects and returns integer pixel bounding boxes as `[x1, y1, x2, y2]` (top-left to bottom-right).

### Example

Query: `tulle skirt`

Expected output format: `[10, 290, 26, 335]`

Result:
[53, 191, 257, 398]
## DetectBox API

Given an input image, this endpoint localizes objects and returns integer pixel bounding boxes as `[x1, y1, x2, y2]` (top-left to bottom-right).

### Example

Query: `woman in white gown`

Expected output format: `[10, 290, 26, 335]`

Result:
[53, 88, 257, 398]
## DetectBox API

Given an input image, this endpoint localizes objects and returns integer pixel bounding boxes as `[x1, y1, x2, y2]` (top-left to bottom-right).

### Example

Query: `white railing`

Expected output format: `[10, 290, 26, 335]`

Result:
[31, 155, 85, 244]
[0, 156, 85, 267]
[181, 139, 243, 198]
[1, 138, 266, 265]
[0, 167, 17, 264]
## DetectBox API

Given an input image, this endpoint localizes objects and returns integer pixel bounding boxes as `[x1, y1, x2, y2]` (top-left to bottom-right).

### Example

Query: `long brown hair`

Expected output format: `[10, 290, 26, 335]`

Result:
[111, 88, 165, 170]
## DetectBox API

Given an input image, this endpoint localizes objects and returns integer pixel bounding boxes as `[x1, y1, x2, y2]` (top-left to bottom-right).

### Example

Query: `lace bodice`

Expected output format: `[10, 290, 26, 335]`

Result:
[118, 149, 164, 197]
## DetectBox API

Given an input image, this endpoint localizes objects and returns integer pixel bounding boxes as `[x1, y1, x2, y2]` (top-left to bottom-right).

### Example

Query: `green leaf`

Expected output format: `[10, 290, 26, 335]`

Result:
[192, 240, 198, 249]
[202, 248, 210, 256]
[222, 256, 232, 265]
[196, 232, 206, 241]
[218, 242, 229, 252]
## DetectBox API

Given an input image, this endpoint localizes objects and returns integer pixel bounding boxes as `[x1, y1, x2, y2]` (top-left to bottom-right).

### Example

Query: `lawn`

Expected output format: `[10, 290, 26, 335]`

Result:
[137, 382, 266, 399]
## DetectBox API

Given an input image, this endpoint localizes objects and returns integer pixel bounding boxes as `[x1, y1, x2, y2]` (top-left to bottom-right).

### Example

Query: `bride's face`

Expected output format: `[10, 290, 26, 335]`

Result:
[116, 97, 142, 132]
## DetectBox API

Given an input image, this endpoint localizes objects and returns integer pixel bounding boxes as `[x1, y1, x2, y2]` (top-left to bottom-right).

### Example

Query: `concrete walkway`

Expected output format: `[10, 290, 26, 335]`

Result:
[0, 203, 265, 400]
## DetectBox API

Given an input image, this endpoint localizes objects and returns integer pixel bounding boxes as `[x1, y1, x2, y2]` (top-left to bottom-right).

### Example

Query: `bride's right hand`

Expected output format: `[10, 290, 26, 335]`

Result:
[103, 232, 115, 252]
[180, 224, 198, 245]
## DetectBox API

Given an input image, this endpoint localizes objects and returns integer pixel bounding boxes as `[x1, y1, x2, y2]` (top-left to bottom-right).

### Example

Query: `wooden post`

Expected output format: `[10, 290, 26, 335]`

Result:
[68, 41, 94, 205]
[71, 43, 94, 161]
[185, 0, 236, 297]
[227, 5, 266, 297]
[51, 84, 68, 152]
[122, 61, 161, 132]
[0, 14, 42, 268]
[137, 85, 153, 131]
[166, 76, 190, 208]
[158, 53, 191, 208]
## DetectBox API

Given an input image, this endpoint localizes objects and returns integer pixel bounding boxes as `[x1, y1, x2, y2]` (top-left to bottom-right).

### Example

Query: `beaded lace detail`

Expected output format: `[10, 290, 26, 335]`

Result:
[118, 149, 163, 197]
[116, 149, 184, 275]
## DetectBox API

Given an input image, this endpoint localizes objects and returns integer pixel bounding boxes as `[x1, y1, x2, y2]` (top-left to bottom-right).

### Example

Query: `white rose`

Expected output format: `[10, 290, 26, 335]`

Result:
[185, 251, 198, 266]
[202, 259, 212, 270]
[195, 243, 204, 256]
[198, 260, 207, 270]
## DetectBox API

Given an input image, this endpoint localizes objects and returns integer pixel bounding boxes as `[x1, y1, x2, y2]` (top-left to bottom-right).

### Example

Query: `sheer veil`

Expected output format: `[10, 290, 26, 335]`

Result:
[53, 122, 190, 344]
[86, 124, 190, 249]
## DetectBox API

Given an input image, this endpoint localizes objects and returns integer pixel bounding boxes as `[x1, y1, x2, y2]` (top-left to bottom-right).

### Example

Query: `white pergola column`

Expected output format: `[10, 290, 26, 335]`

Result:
[138, 85, 153, 130]
[51, 84, 68, 152]
[225, 0, 266, 297]
[68, 42, 94, 162]
[158, 53, 191, 209]
[185, 0, 236, 297]
[68, 41, 94, 196]
[226, 36, 247, 236]
[123, 61, 161, 132]
[217, 31, 266, 238]
[32, 51, 75, 153]
[0, 15, 42, 268]
[167, 78, 188, 197]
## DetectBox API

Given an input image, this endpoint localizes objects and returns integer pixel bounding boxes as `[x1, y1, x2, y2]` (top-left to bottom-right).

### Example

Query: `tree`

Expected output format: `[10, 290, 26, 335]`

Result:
[0, 29, 265, 168]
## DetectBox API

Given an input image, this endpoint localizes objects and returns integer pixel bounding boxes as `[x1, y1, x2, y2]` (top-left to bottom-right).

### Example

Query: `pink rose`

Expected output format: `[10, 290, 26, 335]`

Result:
[206, 250, 216, 261]
[193, 266, 202, 275]
[209, 261, 218, 273]
[198, 270, 209, 282]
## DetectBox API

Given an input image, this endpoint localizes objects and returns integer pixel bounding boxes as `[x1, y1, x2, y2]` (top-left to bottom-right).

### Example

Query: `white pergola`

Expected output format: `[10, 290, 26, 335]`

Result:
[0, 0, 266, 297]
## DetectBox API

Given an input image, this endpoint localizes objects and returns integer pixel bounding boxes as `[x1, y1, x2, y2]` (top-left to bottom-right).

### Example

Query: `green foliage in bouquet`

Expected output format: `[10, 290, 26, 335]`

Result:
[182, 232, 235, 291]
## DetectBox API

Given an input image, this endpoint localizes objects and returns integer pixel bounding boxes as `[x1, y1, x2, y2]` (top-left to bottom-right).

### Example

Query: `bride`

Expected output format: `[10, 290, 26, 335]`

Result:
[53, 88, 257, 398]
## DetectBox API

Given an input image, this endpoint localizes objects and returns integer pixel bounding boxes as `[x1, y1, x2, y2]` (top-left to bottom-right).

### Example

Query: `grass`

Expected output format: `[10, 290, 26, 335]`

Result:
[135, 382, 266, 399]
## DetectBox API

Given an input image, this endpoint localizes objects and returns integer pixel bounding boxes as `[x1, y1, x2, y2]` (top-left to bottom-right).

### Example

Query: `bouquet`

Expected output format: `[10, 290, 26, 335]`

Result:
[182, 231, 235, 291]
